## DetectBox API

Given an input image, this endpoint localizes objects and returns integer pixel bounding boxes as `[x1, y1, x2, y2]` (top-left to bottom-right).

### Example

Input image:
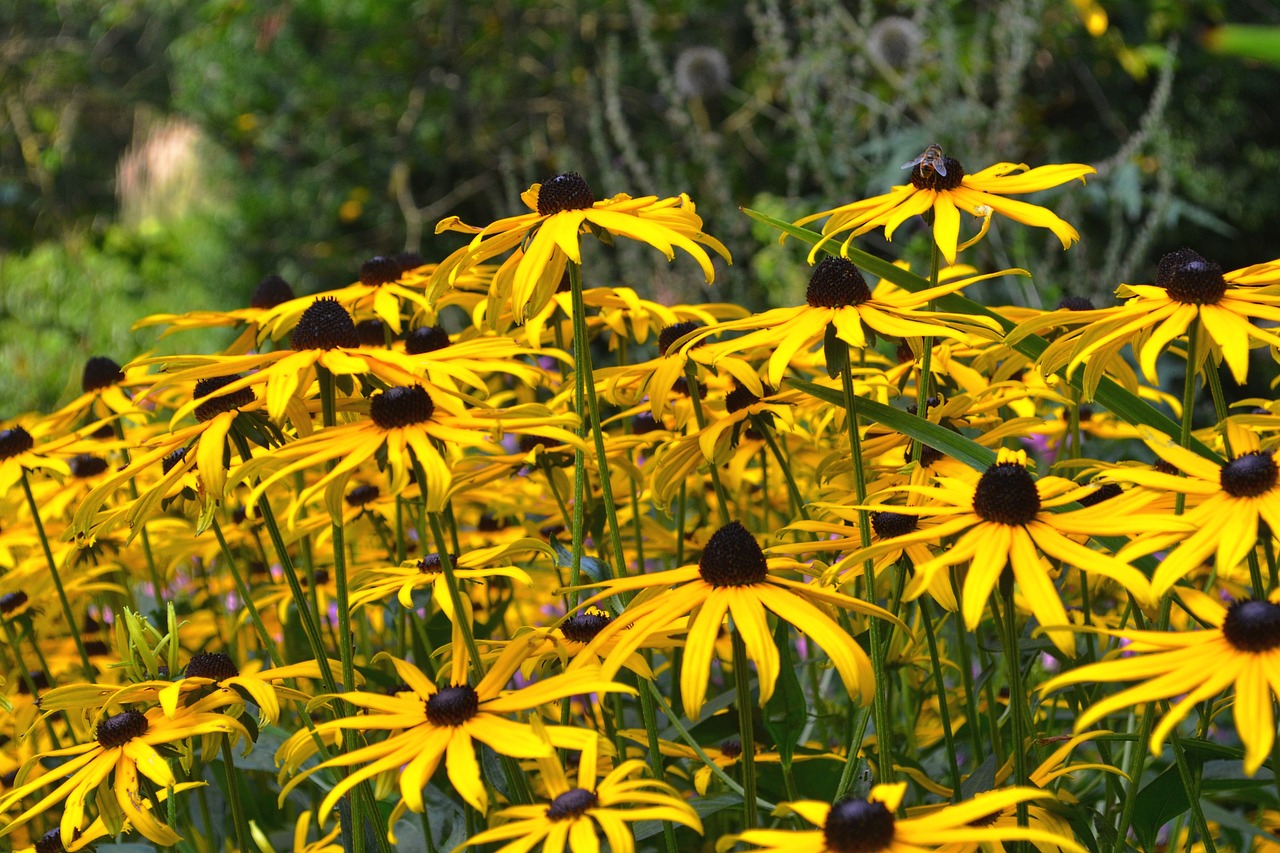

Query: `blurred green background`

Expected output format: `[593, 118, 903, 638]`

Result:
[3, 0, 1278, 413]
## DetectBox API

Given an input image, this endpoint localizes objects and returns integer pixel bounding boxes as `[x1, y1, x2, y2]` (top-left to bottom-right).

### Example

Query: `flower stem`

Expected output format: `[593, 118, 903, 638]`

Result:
[684, 363, 732, 525]
[20, 468, 94, 676]
[318, 367, 357, 698]
[220, 733, 252, 853]
[749, 414, 809, 521]
[998, 587, 1031, 842]
[838, 361, 894, 785]
[910, 240, 942, 463]
[919, 598, 962, 802]
[730, 627, 759, 827]
[211, 519, 284, 668]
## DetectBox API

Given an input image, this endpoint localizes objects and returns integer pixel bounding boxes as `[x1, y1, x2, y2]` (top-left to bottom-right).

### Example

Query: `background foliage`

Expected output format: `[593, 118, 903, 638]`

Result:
[3, 0, 1279, 413]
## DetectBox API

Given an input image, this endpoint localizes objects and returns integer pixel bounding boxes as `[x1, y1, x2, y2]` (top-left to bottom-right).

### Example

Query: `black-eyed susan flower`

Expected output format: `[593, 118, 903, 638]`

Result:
[570, 520, 902, 721]
[275, 642, 633, 815]
[849, 448, 1179, 655]
[723, 782, 1087, 853]
[432, 173, 730, 321]
[693, 257, 1006, 389]
[133, 272, 297, 353]
[795, 145, 1095, 263]
[0, 694, 251, 846]
[234, 383, 580, 522]
[1100, 424, 1280, 598]
[1042, 589, 1280, 775]
[1024, 248, 1280, 387]
[348, 542, 542, 616]
[454, 729, 701, 853]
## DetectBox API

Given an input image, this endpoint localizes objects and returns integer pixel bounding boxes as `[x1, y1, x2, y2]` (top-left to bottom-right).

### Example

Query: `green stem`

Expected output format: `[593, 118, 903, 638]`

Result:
[910, 240, 942, 463]
[318, 368, 357, 696]
[20, 469, 93, 676]
[731, 628, 759, 828]
[950, 570, 984, 764]
[999, 587, 1031, 843]
[425, 509, 483, 682]
[1175, 320, 1201, 514]
[919, 598, 962, 802]
[684, 364, 732, 525]
[568, 260, 630, 579]
[211, 519, 284, 668]
[220, 733, 252, 853]
[838, 361, 893, 785]
[749, 414, 809, 521]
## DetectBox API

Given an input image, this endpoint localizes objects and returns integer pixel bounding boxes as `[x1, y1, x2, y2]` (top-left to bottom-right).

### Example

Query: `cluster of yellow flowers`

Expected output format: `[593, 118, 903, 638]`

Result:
[3, 151, 1280, 853]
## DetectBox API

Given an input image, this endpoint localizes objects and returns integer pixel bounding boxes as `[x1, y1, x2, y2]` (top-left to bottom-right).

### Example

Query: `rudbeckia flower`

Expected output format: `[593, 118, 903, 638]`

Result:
[432, 172, 730, 322]
[275, 642, 633, 815]
[1042, 589, 1280, 774]
[1021, 248, 1280, 388]
[724, 781, 1087, 853]
[570, 520, 902, 721]
[348, 541, 543, 615]
[849, 448, 1180, 655]
[1099, 424, 1280, 598]
[693, 257, 1006, 389]
[134, 272, 298, 353]
[456, 730, 701, 853]
[795, 144, 1095, 264]
[0, 694, 252, 846]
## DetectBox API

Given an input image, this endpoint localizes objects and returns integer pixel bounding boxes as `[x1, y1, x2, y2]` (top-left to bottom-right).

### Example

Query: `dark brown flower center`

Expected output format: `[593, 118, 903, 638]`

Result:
[870, 511, 919, 539]
[162, 446, 189, 474]
[35, 828, 69, 853]
[726, 382, 767, 414]
[1221, 599, 1280, 653]
[356, 318, 388, 347]
[0, 426, 34, 461]
[659, 321, 701, 356]
[0, 591, 28, 614]
[807, 257, 872, 308]
[69, 454, 109, 479]
[536, 173, 595, 216]
[561, 610, 613, 643]
[909, 156, 964, 191]
[251, 274, 294, 309]
[193, 376, 255, 422]
[671, 376, 705, 398]
[1076, 483, 1123, 507]
[404, 325, 451, 355]
[417, 553, 458, 574]
[546, 787, 597, 820]
[369, 385, 435, 430]
[96, 709, 149, 748]
[719, 739, 743, 759]
[1156, 248, 1226, 305]
[345, 484, 381, 507]
[1056, 295, 1095, 311]
[292, 297, 360, 350]
[82, 356, 125, 392]
[699, 520, 768, 587]
[823, 797, 897, 853]
[185, 651, 240, 681]
[425, 684, 480, 726]
[1220, 451, 1278, 498]
[1154, 459, 1179, 476]
[632, 412, 661, 434]
[973, 462, 1041, 525]
[393, 251, 426, 272]
[360, 255, 404, 286]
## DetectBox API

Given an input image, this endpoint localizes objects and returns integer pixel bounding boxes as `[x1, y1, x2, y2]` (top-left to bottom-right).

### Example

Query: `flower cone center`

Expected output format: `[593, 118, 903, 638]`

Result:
[0, 426, 34, 461]
[417, 553, 457, 574]
[871, 511, 919, 539]
[699, 520, 768, 587]
[83, 355, 125, 392]
[909, 156, 964, 190]
[561, 610, 613, 643]
[193, 376, 255, 422]
[823, 797, 897, 853]
[360, 255, 403, 286]
[185, 651, 241, 681]
[425, 684, 480, 726]
[1156, 248, 1226, 305]
[806, 257, 872, 308]
[1076, 483, 1122, 507]
[251, 274, 294, 309]
[97, 709, 149, 748]
[546, 787, 597, 820]
[659, 321, 701, 356]
[972, 462, 1041, 525]
[1220, 451, 1278, 498]
[69, 454, 109, 479]
[35, 828, 69, 853]
[536, 173, 595, 216]
[725, 383, 765, 414]
[292, 297, 360, 350]
[370, 385, 435, 430]
[1222, 599, 1280, 653]
[405, 325, 451, 354]
[345, 484, 381, 506]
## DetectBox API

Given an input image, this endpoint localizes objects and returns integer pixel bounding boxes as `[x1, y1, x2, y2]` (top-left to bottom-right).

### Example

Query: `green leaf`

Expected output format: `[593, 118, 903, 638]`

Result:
[1206, 24, 1280, 65]
[633, 794, 741, 840]
[961, 753, 998, 799]
[742, 208, 1219, 462]
[763, 619, 807, 764]
[1132, 756, 1204, 852]
[823, 321, 849, 379]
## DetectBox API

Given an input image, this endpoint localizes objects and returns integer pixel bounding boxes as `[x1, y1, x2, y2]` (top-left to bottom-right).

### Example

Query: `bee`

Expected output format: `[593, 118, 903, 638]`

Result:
[901, 143, 948, 177]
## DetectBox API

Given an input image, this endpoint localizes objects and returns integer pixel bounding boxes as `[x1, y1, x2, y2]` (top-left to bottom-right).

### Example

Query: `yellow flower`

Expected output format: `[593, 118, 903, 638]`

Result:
[723, 782, 1086, 853]
[0, 694, 251, 846]
[432, 173, 730, 321]
[795, 145, 1094, 263]
[1041, 588, 1280, 775]
[455, 730, 700, 853]
[275, 642, 633, 816]
[570, 520, 902, 721]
